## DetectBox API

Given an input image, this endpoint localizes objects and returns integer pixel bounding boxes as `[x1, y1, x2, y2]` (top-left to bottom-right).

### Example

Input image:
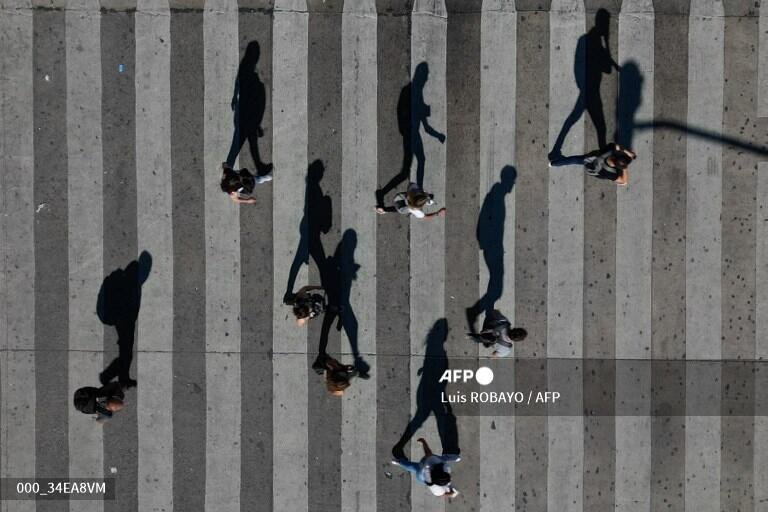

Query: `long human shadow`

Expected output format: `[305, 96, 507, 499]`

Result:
[392, 319, 460, 459]
[617, 60, 768, 157]
[97, 250, 152, 387]
[285, 160, 332, 301]
[316, 229, 370, 376]
[466, 166, 517, 333]
[226, 40, 272, 174]
[376, 61, 446, 206]
[549, 8, 618, 160]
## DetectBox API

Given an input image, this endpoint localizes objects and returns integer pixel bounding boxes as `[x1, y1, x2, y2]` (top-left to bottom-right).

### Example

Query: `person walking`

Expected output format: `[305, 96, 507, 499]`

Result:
[549, 142, 636, 186]
[220, 162, 272, 204]
[73, 381, 126, 423]
[311, 353, 364, 396]
[284, 285, 327, 327]
[375, 182, 445, 220]
[467, 309, 527, 357]
[391, 438, 460, 498]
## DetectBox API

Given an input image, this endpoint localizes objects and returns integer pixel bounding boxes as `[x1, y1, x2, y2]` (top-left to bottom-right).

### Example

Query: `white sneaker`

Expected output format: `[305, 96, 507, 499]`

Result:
[256, 172, 273, 184]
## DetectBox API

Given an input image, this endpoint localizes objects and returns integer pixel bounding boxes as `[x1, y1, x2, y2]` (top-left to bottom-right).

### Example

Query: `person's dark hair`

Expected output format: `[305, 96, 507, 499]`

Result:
[406, 190, 430, 208]
[509, 327, 527, 341]
[293, 303, 311, 320]
[429, 464, 451, 486]
[221, 168, 241, 194]
[613, 152, 632, 169]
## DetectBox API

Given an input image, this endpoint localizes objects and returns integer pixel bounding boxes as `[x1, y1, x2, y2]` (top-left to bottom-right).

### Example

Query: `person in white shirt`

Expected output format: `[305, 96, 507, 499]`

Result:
[375, 182, 445, 220]
[391, 438, 460, 498]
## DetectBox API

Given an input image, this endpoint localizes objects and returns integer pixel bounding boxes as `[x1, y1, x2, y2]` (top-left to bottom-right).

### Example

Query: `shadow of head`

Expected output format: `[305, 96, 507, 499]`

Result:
[242, 40, 260, 69]
[499, 165, 517, 192]
[138, 250, 152, 285]
[413, 61, 429, 88]
[425, 318, 449, 356]
[593, 8, 610, 35]
[308, 159, 325, 184]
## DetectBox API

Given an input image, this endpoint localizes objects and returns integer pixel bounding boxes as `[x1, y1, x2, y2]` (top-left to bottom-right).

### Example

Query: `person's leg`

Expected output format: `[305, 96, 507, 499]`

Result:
[225, 109, 246, 167]
[115, 320, 137, 386]
[393, 407, 431, 459]
[549, 154, 588, 167]
[549, 91, 585, 160]
[586, 94, 608, 150]
[246, 127, 273, 175]
[413, 132, 426, 189]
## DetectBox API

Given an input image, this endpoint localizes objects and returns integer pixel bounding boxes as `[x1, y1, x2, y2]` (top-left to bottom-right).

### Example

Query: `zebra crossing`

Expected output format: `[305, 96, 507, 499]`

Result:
[2, 0, 768, 511]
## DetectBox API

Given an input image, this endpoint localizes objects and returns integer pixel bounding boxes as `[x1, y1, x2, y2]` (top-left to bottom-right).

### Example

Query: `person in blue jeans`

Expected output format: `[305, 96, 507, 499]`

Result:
[392, 438, 460, 498]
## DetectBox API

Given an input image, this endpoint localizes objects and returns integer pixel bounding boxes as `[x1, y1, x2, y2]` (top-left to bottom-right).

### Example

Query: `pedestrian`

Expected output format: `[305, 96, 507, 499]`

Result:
[550, 143, 635, 186]
[312, 353, 364, 396]
[467, 310, 526, 357]
[375, 182, 446, 220]
[391, 438, 460, 498]
[73, 381, 126, 423]
[284, 285, 327, 327]
[220, 162, 272, 204]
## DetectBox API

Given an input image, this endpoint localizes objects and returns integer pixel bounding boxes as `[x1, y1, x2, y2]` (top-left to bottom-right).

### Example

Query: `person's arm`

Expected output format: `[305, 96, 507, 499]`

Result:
[422, 119, 446, 143]
[375, 206, 398, 214]
[417, 438, 433, 457]
[622, 148, 637, 159]
[228, 192, 257, 205]
[424, 207, 447, 219]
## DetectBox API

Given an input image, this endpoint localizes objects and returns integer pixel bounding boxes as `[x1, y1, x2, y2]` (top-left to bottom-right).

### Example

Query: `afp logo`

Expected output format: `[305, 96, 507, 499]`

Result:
[439, 367, 494, 386]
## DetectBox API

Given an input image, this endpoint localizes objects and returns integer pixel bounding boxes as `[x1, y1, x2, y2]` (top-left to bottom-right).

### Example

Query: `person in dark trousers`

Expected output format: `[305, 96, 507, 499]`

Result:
[375, 61, 446, 208]
[226, 40, 273, 175]
[97, 251, 152, 389]
[220, 162, 272, 204]
[549, 8, 619, 161]
[550, 142, 635, 186]
[467, 310, 527, 357]
[313, 230, 371, 379]
[312, 353, 361, 396]
[73, 381, 126, 423]
[375, 182, 446, 220]
[391, 438, 461, 498]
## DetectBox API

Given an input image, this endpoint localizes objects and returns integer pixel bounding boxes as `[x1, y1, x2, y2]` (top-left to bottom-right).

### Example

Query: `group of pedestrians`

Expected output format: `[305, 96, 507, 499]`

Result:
[73, 11, 641, 498]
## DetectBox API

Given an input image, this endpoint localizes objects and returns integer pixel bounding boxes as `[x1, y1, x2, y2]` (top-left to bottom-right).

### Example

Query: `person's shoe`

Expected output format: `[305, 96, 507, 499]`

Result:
[98, 372, 110, 387]
[547, 150, 563, 164]
[119, 378, 138, 389]
[392, 444, 406, 461]
[311, 357, 326, 375]
[255, 172, 273, 184]
[465, 307, 477, 334]
[256, 162, 273, 176]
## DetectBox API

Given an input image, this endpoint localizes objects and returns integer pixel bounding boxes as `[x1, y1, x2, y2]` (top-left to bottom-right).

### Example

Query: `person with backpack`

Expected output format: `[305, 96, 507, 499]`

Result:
[283, 285, 327, 327]
[73, 382, 126, 423]
[467, 310, 527, 357]
[311, 353, 362, 396]
[549, 142, 636, 186]
[220, 162, 272, 204]
[391, 438, 460, 498]
[375, 182, 446, 220]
